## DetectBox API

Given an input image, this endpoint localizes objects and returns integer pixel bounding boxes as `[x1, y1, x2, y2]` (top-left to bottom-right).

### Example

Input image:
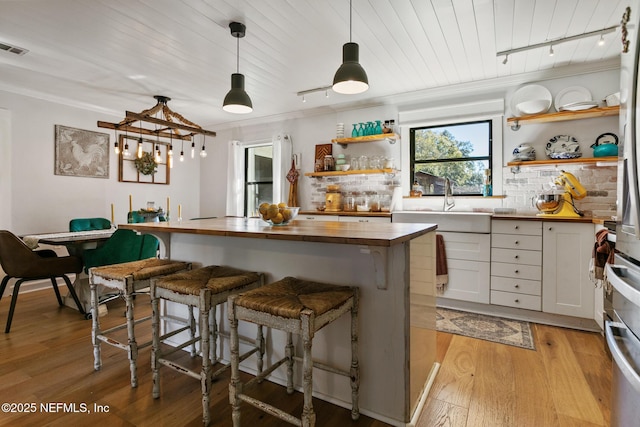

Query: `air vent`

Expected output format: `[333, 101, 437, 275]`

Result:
[0, 42, 28, 56]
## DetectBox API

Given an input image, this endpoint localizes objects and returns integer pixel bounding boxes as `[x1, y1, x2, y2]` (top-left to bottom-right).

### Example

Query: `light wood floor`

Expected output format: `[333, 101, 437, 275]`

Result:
[0, 287, 611, 426]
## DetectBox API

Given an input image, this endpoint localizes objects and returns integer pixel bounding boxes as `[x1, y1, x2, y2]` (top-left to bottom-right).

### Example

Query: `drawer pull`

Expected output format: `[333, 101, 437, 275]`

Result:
[514, 255, 519, 259]
[548, 227, 553, 231]
[515, 225, 519, 230]
[515, 240, 519, 245]
[514, 284, 520, 288]
[514, 270, 519, 274]
[515, 299, 520, 303]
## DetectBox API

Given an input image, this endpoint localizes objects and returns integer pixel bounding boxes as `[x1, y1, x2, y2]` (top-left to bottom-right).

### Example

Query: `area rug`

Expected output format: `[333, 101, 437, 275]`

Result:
[436, 307, 535, 350]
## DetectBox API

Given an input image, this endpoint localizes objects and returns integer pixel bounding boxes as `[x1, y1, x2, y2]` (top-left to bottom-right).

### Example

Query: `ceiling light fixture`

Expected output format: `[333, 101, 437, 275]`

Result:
[332, 0, 368, 94]
[502, 54, 509, 65]
[598, 34, 605, 46]
[497, 25, 617, 62]
[223, 22, 253, 114]
[98, 95, 216, 160]
[549, 45, 554, 56]
[297, 85, 333, 102]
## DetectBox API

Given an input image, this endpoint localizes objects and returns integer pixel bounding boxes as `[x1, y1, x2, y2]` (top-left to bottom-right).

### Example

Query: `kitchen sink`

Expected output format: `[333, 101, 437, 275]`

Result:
[392, 211, 492, 233]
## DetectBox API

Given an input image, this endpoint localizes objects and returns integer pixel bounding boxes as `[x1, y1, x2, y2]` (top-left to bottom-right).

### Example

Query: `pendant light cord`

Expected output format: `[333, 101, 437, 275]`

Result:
[236, 36, 240, 73]
[349, 0, 353, 42]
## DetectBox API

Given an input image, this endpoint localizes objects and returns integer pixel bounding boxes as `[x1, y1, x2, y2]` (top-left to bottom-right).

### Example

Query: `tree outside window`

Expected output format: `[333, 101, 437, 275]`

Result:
[410, 120, 492, 196]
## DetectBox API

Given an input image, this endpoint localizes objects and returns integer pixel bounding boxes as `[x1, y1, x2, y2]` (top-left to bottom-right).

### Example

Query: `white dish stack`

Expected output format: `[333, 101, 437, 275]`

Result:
[336, 123, 345, 138]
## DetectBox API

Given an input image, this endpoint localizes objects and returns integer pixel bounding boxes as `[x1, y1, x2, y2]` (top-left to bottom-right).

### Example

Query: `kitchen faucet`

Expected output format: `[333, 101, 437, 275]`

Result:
[443, 178, 455, 211]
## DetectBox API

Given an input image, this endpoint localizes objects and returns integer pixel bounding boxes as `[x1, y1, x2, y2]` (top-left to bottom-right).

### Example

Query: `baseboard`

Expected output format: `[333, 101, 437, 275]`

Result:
[437, 297, 601, 332]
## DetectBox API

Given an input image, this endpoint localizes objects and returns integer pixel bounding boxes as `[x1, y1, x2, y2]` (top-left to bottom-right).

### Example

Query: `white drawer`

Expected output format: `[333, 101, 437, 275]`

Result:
[492, 234, 542, 251]
[490, 276, 541, 296]
[490, 290, 541, 311]
[491, 248, 542, 266]
[491, 262, 541, 281]
[338, 216, 391, 223]
[440, 232, 490, 262]
[297, 215, 339, 221]
[492, 220, 542, 236]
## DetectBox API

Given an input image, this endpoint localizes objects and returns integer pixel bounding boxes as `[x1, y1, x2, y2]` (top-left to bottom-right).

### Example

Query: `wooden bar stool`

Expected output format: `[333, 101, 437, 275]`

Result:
[151, 265, 265, 426]
[228, 276, 360, 427]
[89, 258, 191, 388]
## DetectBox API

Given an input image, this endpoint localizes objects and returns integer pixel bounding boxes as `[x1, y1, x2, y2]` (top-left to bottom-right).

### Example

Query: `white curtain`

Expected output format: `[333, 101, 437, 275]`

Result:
[225, 134, 292, 217]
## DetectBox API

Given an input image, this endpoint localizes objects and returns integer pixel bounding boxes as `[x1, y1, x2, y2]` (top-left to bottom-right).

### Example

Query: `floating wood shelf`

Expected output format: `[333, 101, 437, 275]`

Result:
[507, 106, 619, 130]
[331, 133, 399, 145]
[507, 156, 617, 167]
[304, 168, 395, 177]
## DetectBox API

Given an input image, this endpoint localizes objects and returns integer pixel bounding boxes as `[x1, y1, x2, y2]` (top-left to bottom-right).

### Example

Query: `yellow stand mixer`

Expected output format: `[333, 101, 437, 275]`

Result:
[534, 171, 586, 218]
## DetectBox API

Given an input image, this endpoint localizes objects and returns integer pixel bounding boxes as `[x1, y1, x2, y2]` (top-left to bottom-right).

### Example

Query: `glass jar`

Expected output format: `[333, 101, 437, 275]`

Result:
[356, 195, 370, 212]
[358, 155, 369, 170]
[343, 192, 357, 212]
[380, 193, 391, 212]
[350, 156, 360, 171]
[323, 155, 335, 171]
[370, 193, 381, 212]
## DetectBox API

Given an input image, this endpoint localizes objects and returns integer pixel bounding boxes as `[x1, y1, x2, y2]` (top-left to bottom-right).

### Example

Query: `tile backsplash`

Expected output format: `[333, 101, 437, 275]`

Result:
[307, 173, 400, 210]
[501, 163, 617, 217]
[306, 164, 617, 218]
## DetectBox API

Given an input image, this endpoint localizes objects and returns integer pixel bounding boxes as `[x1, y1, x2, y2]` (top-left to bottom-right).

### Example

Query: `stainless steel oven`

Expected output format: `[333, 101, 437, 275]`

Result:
[605, 259, 640, 427]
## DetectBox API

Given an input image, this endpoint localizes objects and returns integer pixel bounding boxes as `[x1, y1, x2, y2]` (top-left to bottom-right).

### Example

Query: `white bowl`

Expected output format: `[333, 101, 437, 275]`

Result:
[339, 164, 351, 171]
[516, 99, 551, 115]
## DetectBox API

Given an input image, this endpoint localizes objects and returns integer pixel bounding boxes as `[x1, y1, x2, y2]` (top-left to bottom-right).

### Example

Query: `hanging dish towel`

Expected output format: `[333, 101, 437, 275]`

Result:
[436, 234, 448, 293]
[590, 229, 615, 291]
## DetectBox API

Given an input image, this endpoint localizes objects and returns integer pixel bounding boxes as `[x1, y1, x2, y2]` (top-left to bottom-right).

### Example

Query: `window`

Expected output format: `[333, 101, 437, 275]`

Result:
[409, 119, 492, 196]
[244, 144, 273, 217]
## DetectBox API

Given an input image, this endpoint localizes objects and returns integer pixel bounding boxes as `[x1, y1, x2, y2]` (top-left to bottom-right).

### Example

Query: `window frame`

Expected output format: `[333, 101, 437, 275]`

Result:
[409, 118, 493, 196]
[243, 144, 274, 217]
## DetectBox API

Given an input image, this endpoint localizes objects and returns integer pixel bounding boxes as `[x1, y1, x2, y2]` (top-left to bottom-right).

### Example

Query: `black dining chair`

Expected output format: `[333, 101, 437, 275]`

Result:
[0, 230, 85, 332]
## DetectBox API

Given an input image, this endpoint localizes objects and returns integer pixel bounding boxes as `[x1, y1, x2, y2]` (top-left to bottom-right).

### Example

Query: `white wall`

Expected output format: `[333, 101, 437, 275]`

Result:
[0, 108, 11, 230]
[0, 91, 201, 235]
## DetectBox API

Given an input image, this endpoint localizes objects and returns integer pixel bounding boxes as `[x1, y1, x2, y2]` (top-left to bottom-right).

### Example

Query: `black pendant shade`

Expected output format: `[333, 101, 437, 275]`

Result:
[332, 42, 369, 94]
[223, 73, 252, 114]
[223, 22, 253, 114]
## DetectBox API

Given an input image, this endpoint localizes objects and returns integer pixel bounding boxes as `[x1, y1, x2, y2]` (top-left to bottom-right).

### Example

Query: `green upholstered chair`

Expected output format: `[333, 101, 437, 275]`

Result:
[82, 229, 158, 273]
[0, 230, 85, 332]
[127, 211, 145, 224]
[69, 218, 112, 232]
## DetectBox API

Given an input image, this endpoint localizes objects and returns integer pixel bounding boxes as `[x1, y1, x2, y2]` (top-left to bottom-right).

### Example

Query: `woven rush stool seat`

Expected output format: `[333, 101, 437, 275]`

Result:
[151, 265, 265, 426]
[228, 276, 360, 427]
[89, 258, 191, 388]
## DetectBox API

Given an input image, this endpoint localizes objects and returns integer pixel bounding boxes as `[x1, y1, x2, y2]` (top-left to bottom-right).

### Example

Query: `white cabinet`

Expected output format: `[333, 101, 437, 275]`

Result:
[491, 220, 542, 311]
[438, 231, 491, 304]
[542, 222, 594, 318]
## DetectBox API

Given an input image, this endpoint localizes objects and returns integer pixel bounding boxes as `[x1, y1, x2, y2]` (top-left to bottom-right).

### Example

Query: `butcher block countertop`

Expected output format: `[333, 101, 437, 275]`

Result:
[299, 210, 392, 218]
[119, 216, 435, 247]
[492, 214, 612, 224]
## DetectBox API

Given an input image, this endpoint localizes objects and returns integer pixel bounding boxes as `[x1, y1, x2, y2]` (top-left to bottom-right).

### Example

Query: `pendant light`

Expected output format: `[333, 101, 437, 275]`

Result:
[332, 0, 368, 94]
[223, 22, 253, 114]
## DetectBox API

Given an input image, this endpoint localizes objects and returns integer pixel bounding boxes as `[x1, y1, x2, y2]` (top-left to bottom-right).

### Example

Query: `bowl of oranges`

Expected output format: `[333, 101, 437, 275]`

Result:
[258, 203, 300, 226]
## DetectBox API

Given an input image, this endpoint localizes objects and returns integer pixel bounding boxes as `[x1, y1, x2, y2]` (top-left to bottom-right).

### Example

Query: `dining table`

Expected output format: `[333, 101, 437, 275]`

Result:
[21, 228, 115, 312]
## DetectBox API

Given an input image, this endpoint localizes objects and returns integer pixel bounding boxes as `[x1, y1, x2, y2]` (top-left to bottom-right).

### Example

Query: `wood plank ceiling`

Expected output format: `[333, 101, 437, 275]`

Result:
[0, 0, 627, 128]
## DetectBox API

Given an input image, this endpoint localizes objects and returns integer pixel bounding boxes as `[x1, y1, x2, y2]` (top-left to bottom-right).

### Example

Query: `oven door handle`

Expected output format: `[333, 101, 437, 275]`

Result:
[606, 263, 640, 308]
[606, 320, 640, 394]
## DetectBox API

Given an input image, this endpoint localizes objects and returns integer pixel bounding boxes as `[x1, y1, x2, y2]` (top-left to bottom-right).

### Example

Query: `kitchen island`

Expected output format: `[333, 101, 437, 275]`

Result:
[119, 217, 438, 426]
